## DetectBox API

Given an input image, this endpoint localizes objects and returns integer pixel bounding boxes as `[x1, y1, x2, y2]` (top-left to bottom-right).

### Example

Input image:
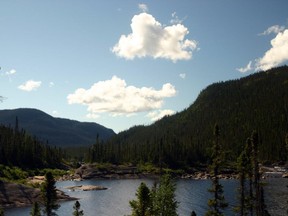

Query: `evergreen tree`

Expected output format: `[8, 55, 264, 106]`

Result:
[206, 124, 228, 216]
[235, 138, 252, 216]
[73, 201, 84, 216]
[153, 175, 178, 216]
[41, 172, 59, 216]
[251, 131, 260, 215]
[30, 202, 41, 216]
[191, 211, 197, 216]
[129, 182, 151, 216]
[0, 207, 4, 216]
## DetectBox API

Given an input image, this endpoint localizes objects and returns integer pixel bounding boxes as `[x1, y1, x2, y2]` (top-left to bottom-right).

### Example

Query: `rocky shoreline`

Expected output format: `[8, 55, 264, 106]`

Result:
[1, 164, 287, 209]
[0, 181, 76, 209]
[59, 164, 288, 181]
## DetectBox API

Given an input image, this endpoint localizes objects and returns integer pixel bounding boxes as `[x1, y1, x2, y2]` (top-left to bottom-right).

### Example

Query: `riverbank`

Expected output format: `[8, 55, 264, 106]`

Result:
[1, 163, 287, 209]
[59, 163, 288, 181]
[0, 181, 76, 208]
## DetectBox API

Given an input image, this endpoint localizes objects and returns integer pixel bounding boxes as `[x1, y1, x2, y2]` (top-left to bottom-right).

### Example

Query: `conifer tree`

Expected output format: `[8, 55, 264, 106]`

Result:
[41, 172, 59, 216]
[191, 211, 197, 216]
[153, 175, 178, 216]
[235, 138, 253, 216]
[206, 124, 228, 216]
[0, 207, 4, 216]
[129, 182, 151, 216]
[30, 202, 41, 216]
[73, 201, 84, 216]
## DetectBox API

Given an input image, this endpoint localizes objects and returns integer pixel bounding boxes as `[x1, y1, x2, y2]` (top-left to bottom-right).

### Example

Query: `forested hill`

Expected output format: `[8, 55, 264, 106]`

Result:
[0, 108, 115, 147]
[92, 66, 288, 167]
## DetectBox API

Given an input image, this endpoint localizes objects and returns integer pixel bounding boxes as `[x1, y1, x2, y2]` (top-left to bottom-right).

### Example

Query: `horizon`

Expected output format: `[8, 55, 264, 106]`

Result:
[1, 1, 288, 132]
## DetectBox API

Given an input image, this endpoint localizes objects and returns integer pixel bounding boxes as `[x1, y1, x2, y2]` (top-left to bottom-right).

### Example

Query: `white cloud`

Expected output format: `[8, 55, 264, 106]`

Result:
[236, 61, 253, 73]
[5, 69, 16, 75]
[112, 12, 197, 62]
[256, 29, 288, 71]
[86, 113, 100, 119]
[147, 109, 175, 121]
[1, 69, 16, 81]
[18, 80, 42, 91]
[67, 76, 177, 116]
[179, 73, 186, 79]
[49, 82, 55, 87]
[52, 110, 59, 115]
[259, 25, 285, 35]
[170, 12, 184, 25]
[138, 3, 148, 12]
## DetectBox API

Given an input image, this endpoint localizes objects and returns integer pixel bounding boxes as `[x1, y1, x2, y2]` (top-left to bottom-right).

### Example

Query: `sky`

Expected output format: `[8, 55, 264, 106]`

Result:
[1, 1, 288, 133]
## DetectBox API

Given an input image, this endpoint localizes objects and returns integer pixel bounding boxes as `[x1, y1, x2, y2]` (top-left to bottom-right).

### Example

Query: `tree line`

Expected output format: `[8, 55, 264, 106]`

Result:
[0, 119, 63, 169]
[87, 66, 288, 168]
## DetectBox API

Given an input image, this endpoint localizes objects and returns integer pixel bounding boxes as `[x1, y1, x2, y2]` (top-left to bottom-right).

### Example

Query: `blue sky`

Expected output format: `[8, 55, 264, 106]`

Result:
[1, 1, 288, 133]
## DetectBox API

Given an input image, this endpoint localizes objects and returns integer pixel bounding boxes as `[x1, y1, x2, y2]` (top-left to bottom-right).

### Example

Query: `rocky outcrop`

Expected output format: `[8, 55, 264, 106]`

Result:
[0, 181, 76, 208]
[65, 185, 107, 191]
[73, 164, 140, 180]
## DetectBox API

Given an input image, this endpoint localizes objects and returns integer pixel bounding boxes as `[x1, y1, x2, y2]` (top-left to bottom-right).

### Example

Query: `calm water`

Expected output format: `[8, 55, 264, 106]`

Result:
[4, 178, 287, 216]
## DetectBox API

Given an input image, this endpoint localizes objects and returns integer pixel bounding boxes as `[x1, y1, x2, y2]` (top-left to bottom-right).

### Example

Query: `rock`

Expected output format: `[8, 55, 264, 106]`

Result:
[65, 185, 107, 191]
[282, 173, 288, 178]
[0, 181, 76, 208]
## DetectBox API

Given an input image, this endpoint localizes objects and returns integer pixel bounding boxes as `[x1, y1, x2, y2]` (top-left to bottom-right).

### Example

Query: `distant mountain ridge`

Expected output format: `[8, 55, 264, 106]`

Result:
[0, 108, 115, 147]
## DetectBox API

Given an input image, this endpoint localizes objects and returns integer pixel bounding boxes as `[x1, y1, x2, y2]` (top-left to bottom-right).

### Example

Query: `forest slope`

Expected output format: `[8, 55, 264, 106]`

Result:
[97, 66, 288, 166]
[0, 108, 115, 147]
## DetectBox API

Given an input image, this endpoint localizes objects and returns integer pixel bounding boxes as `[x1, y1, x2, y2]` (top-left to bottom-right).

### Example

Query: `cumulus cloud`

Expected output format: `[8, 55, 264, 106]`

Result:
[18, 80, 42, 91]
[236, 61, 253, 73]
[259, 25, 285, 36]
[138, 3, 148, 12]
[147, 109, 175, 121]
[256, 29, 288, 71]
[67, 76, 176, 116]
[112, 12, 197, 62]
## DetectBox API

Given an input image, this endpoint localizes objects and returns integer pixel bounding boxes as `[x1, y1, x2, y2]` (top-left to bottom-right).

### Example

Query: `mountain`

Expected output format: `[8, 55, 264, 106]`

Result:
[0, 108, 115, 147]
[89, 66, 288, 166]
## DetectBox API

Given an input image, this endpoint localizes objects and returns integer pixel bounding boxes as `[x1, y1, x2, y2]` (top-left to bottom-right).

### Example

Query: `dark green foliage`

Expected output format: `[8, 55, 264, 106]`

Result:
[73, 201, 84, 216]
[88, 66, 288, 167]
[191, 211, 197, 216]
[129, 175, 178, 216]
[152, 175, 178, 216]
[0, 108, 115, 147]
[0, 206, 4, 216]
[234, 138, 253, 215]
[206, 125, 228, 216]
[0, 124, 63, 169]
[235, 132, 271, 216]
[130, 182, 152, 216]
[41, 172, 59, 216]
[30, 202, 41, 216]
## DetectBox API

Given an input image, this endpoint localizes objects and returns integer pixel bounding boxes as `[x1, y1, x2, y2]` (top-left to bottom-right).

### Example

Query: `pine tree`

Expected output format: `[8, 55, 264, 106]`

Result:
[41, 172, 59, 216]
[129, 182, 151, 216]
[153, 175, 178, 216]
[73, 201, 84, 216]
[191, 211, 197, 216]
[235, 138, 253, 216]
[30, 202, 41, 216]
[206, 124, 228, 216]
[0, 207, 4, 216]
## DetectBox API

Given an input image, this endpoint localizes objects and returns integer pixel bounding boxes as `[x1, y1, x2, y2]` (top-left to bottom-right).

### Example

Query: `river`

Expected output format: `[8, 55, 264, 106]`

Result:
[5, 178, 287, 216]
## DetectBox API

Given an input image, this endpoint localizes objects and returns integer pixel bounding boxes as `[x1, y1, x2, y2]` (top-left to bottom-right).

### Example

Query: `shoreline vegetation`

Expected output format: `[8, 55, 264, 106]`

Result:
[1, 162, 287, 209]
